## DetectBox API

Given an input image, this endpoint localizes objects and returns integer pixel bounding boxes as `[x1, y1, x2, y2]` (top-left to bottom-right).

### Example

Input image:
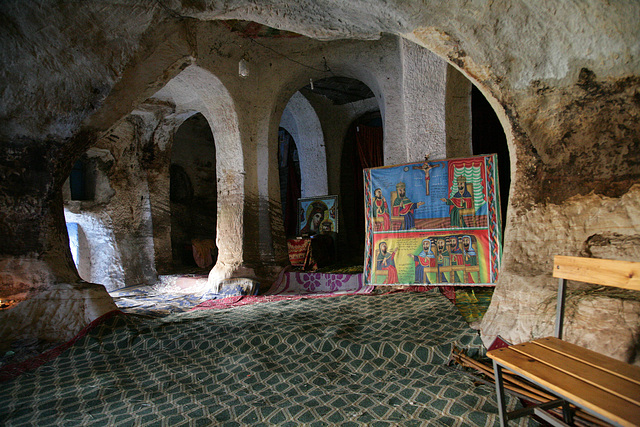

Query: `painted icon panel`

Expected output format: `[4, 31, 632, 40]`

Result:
[297, 195, 338, 237]
[364, 155, 502, 285]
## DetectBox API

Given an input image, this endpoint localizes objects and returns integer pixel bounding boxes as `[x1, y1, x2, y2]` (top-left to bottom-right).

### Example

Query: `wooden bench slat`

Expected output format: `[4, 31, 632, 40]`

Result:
[553, 256, 640, 290]
[510, 341, 640, 406]
[534, 337, 640, 386]
[488, 347, 640, 427]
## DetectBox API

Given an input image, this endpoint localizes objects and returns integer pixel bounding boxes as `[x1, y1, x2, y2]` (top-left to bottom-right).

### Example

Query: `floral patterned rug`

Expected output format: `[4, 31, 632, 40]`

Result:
[266, 268, 374, 296]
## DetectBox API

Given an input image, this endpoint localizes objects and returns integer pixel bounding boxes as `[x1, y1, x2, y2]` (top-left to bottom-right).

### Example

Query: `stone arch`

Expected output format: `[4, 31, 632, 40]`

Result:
[470, 85, 510, 237]
[266, 63, 388, 267]
[266, 69, 384, 260]
[279, 91, 328, 197]
[445, 64, 511, 240]
[150, 65, 244, 284]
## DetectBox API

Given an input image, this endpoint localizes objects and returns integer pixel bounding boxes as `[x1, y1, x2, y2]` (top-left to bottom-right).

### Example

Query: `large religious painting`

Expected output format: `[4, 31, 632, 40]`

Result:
[363, 154, 502, 286]
[297, 195, 338, 237]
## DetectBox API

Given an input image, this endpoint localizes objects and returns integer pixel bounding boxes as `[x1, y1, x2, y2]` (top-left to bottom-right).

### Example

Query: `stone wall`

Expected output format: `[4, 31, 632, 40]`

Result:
[63, 117, 158, 291]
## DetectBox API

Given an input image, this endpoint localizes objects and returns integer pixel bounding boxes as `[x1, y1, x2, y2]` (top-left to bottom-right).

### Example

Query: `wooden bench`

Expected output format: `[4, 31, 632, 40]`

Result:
[487, 256, 640, 426]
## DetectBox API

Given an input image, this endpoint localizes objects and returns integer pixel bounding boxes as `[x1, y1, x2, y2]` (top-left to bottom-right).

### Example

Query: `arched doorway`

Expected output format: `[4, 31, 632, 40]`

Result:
[340, 112, 383, 265]
[138, 64, 244, 285]
[170, 113, 218, 271]
[277, 127, 302, 238]
[278, 75, 381, 267]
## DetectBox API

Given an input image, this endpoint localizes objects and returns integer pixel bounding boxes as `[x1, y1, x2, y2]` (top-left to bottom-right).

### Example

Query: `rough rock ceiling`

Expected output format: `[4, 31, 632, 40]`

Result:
[222, 19, 302, 38]
[221, 21, 374, 106]
[300, 76, 375, 105]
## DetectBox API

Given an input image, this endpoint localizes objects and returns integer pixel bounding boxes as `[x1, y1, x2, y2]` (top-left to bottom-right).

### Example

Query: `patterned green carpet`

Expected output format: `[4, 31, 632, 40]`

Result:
[0, 290, 529, 426]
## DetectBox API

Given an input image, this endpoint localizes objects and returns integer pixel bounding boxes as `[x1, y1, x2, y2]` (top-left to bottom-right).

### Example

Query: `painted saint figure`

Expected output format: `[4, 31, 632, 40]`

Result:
[300, 201, 327, 236]
[449, 235, 465, 283]
[462, 235, 479, 283]
[441, 175, 474, 228]
[373, 188, 391, 231]
[376, 241, 399, 284]
[436, 237, 450, 283]
[409, 238, 436, 283]
[392, 182, 424, 230]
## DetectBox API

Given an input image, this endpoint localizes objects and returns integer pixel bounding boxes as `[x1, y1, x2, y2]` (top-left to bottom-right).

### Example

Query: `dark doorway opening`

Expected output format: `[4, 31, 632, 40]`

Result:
[278, 127, 302, 238]
[170, 113, 218, 271]
[340, 112, 383, 265]
[69, 156, 95, 201]
[471, 86, 510, 235]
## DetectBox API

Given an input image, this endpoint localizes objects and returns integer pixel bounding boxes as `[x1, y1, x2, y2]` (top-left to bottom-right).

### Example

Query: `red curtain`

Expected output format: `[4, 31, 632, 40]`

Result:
[355, 125, 383, 169]
[353, 124, 383, 234]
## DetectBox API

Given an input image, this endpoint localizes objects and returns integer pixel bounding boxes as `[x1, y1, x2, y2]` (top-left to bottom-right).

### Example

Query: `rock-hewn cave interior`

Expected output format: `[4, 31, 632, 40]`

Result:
[0, 1, 638, 425]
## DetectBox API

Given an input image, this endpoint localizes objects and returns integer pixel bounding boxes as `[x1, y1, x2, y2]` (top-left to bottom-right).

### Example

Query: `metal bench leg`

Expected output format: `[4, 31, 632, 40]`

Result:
[493, 360, 508, 427]
[561, 401, 574, 424]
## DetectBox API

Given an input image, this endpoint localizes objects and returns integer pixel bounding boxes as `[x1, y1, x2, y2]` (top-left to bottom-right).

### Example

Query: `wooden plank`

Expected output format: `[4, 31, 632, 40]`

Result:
[488, 347, 640, 427]
[510, 341, 640, 406]
[534, 337, 640, 386]
[553, 256, 640, 290]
